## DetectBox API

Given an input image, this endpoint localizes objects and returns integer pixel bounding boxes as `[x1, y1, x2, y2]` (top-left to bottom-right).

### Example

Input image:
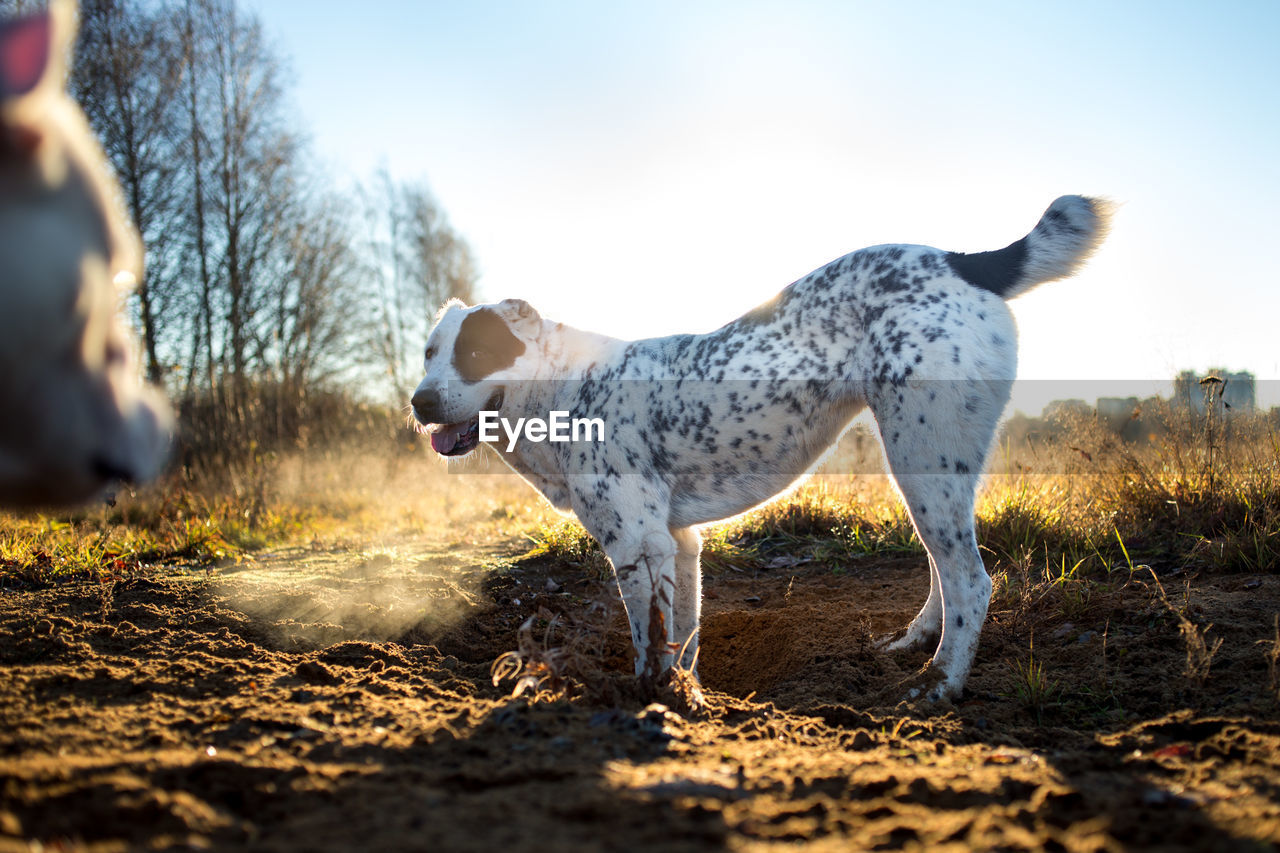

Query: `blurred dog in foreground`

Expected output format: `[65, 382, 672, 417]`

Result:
[0, 0, 171, 508]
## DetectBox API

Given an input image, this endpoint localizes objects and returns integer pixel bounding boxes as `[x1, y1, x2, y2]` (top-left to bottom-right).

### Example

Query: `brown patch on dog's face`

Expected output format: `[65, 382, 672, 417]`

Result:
[452, 308, 526, 383]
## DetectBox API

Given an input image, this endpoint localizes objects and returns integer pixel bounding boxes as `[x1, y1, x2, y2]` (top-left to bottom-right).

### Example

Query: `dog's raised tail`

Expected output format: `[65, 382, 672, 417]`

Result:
[945, 195, 1113, 300]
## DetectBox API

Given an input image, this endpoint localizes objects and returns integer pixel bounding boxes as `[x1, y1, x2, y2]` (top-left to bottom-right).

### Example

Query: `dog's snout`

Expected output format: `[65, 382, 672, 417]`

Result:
[411, 388, 442, 423]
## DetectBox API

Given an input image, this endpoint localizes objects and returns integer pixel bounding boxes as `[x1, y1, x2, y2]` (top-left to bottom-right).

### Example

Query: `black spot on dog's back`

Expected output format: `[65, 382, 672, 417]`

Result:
[453, 308, 525, 382]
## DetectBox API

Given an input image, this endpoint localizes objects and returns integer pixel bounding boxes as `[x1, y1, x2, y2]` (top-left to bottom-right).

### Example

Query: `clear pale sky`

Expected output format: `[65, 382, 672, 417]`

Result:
[249, 0, 1280, 413]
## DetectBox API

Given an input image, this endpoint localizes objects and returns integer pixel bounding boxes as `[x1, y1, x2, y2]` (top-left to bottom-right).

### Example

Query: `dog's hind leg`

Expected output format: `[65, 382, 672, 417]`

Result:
[880, 553, 942, 651]
[870, 376, 1009, 701]
[670, 526, 702, 673]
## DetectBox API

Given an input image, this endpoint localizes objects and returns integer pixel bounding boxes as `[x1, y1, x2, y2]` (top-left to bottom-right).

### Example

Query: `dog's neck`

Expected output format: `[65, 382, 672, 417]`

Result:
[535, 319, 625, 380]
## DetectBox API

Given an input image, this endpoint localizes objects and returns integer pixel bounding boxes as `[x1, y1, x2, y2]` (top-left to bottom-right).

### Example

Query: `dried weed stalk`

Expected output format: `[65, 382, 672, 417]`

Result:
[1146, 569, 1223, 685]
[490, 601, 614, 700]
[1260, 614, 1280, 703]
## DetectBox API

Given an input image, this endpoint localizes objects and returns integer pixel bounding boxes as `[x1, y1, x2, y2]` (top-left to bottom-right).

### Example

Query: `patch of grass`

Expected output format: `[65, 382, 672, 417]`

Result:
[523, 405, 1279, 592]
[520, 402, 1277, 590]
[5, 401, 1277, 601]
[1261, 615, 1280, 705]
[1044, 554, 1097, 619]
[520, 480, 924, 576]
[521, 519, 610, 577]
[704, 482, 921, 571]
[0, 448, 552, 589]
[1003, 639, 1063, 725]
[0, 485, 320, 588]
[978, 480, 1084, 565]
[988, 549, 1121, 640]
[1144, 569, 1224, 686]
[996, 403, 1280, 577]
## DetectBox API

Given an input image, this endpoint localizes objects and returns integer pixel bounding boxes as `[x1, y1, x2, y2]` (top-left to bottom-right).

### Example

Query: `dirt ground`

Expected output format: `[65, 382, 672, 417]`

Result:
[3, 519, 1280, 851]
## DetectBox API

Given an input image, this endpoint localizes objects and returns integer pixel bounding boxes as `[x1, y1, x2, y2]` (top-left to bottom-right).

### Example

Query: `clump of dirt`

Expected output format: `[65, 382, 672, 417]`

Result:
[2, 535, 1279, 851]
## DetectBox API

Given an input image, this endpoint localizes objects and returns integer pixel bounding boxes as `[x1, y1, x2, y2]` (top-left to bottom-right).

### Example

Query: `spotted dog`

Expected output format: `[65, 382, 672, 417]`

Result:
[411, 196, 1112, 701]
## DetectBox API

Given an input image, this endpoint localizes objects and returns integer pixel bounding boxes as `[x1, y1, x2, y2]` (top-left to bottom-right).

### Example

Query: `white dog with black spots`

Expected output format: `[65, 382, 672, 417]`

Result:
[412, 195, 1111, 702]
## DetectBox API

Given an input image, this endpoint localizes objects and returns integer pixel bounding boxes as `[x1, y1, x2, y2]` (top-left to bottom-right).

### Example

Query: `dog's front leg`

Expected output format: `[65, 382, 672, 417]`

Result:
[573, 478, 679, 685]
[608, 530, 679, 684]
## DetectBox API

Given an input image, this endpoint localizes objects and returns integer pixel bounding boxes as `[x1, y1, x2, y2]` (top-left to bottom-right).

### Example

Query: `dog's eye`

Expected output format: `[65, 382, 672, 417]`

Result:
[424, 346, 437, 360]
[468, 349, 488, 360]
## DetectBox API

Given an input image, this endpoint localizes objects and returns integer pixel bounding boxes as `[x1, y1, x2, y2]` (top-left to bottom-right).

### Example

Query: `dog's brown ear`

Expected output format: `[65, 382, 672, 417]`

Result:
[0, 10, 50, 100]
[494, 298, 542, 338]
[1, 0, 73, 157]
[0, 9, 50, 155]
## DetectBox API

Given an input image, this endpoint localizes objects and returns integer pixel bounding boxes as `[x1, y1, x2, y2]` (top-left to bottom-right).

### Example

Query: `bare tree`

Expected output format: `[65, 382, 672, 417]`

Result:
[362, 171, 477, 401]
[204, 0, 296, 397]
[270, 195, 368, 398]
[175, 0, 304, 411]
[402, 183, 477, 309]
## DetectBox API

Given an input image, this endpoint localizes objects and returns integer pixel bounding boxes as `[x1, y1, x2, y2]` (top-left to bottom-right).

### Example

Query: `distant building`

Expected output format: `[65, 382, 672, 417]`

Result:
[1174, 369, 1256, 414]
[1033, 369, 1260, 443]
[1043, 399, 1091, 420]
[1096, 396, 1140, 431]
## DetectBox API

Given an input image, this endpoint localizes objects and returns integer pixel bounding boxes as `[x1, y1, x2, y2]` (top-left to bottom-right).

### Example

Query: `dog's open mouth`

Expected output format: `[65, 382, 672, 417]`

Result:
[427, 391, 503, 457]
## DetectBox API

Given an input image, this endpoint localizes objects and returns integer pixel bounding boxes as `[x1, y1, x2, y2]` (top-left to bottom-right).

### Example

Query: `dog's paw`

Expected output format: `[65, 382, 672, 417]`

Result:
[877, 626, 940, 653]
[647, 666, 712, 718]
[894, 665, 958, 706]
[902, 682, 958, 706]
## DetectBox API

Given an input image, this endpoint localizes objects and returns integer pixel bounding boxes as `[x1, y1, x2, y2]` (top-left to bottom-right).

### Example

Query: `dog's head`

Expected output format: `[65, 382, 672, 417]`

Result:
[0, 0, 172, 508]
[411, 298, 543, 456]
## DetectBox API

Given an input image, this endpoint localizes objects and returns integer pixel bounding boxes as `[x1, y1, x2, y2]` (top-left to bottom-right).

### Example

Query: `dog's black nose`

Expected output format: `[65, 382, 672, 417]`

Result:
[411, 388, 441, 423]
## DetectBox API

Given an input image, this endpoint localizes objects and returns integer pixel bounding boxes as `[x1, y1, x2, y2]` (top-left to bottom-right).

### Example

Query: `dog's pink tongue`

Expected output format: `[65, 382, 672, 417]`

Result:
[430, 424, 465, 455]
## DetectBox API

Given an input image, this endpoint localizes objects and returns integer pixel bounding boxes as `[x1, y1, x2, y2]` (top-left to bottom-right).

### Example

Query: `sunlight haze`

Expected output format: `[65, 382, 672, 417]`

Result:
[249, 0, 1280, 412]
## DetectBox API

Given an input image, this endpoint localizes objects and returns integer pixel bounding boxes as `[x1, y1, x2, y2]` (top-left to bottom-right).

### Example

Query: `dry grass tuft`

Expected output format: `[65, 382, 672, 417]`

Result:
[1262, 615, 1280, 704]
[490, 611, 577, 698]
[489, 600, 620, 702]
[1003, 638, 1063, 725]
[1144, 569, 1224, 685]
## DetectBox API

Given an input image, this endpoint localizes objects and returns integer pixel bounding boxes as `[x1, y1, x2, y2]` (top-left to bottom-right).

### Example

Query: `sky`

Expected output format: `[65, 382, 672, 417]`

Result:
[249, 0, 1280, 414]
